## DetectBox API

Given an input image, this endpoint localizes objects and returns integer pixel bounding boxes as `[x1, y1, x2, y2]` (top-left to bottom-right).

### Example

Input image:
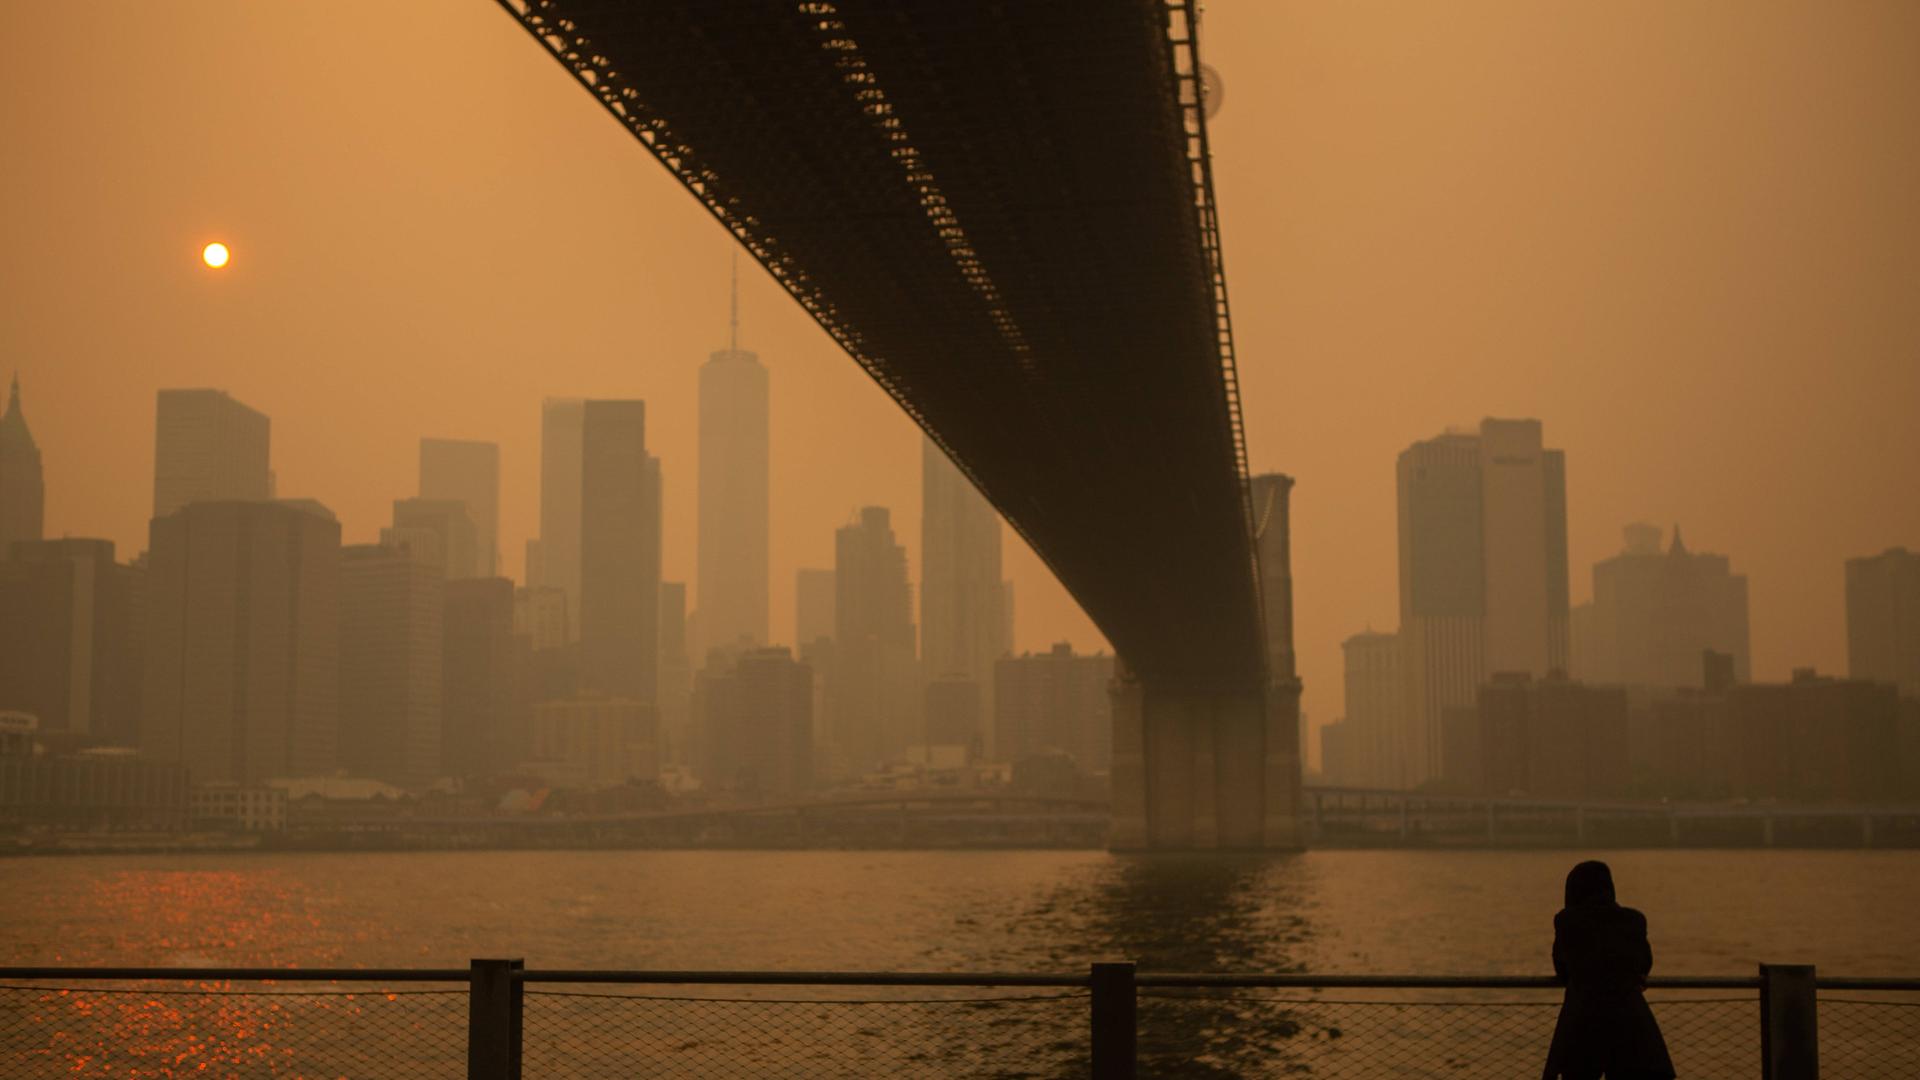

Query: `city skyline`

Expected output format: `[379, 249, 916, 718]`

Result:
[6, 1, 1920, 743]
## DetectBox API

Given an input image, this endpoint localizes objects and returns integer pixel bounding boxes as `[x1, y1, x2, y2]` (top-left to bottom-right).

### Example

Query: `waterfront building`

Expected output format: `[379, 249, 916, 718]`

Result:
[1340, 629, 1402, 788]
[1465, 673, 1629, 800]
[419, 438, 500, 578]
[142, 500, 340, 784]
[152, 389, 271, 519]
[657, 581, 693, 766]
[1578, 523, 1751, 689]
[697, 283, 770, 657]
[831, 507, 918, 771]
[0, 718, 188, 831]
[1846, 547, 1920, 698]
[537, 397, 585, 639]
[1397, 419, 1570, 786]
[444, 577, 519, 779]
[919, 437, 1007, 745]
[338, 540, 443, 786]
[188, 782, 287, 831]
[579, 401, 661, 710]
[994, 644, 1115, 771]
[695, 646, 813, 795]
[0, 538, 145, 744]
[389, 498, 477, 581]
[0, 375, 44, 552]
[527, 696, 655, 790]
[1728, 670, 1901, 803]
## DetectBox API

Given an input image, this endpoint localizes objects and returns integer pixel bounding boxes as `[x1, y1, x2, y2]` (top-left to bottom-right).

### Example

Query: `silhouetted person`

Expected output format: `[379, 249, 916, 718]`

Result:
[1542, 861, 1675, 1080]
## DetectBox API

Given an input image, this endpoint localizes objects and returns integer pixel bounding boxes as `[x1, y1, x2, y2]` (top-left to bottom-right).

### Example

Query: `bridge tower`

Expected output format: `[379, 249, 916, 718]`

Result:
[1112, 475, 1304, 850]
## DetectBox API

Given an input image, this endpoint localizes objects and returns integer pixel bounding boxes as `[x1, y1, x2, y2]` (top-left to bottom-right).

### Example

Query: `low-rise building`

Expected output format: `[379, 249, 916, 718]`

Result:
[189, 783, 287, 831]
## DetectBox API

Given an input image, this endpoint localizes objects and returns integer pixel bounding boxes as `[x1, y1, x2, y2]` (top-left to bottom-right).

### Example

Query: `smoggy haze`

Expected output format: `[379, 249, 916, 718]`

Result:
[3, 1, 1916, 746]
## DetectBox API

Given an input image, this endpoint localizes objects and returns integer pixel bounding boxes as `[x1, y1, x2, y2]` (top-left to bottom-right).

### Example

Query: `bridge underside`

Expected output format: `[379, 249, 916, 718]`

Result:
[498, 0, 1298, 847]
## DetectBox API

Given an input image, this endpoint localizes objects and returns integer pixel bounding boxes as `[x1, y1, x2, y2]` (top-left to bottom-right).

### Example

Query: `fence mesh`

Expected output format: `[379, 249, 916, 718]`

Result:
[1138, 988, 1760, 1078]
[1, 978, 1913, 1078]
[522, 987, 1089, 1078]
[0, 982, 467, 1079]
[1822, 993, 1920, 1080]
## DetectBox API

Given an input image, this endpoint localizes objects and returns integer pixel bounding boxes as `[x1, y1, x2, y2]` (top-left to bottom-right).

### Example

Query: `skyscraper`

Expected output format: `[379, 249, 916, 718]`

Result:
[831, 507, 917, 771]
[152, 389, 271, 519]
[389, 497, 478, 581]
[419, 438, 499, 578]
[0, 374, 44, 552]
[536, 397, 584, 639]
[919, 438, 1007, 723]
[1396, 419, 1569, 785]
[142, 500, 340, 783]
[697, 271, 770, 656]
[580, 401, 661, 710]
[1579, 523, 1751, 689]
[338, 540, 443, 786]
[1847, 547, 1920, 698]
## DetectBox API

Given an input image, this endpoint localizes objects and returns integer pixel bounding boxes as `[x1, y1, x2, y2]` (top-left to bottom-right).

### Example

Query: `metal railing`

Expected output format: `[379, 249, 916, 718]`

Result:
[0, 962, 1912, 1078]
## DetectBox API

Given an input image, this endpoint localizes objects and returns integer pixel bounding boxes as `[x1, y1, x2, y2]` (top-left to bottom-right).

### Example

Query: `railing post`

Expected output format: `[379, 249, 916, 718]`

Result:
[1759, 963, 1818, 1080]
[468, 958, 523, 1080]
[1090, 961, 1136, 1079]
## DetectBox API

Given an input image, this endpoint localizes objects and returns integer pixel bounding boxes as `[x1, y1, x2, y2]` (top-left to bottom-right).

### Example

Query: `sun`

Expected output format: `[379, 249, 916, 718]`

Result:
[202, 242, 230, 269]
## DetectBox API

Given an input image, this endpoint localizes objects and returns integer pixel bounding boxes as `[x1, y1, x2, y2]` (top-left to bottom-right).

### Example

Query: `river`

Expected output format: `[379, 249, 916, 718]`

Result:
[4, 849, 1915, 1076]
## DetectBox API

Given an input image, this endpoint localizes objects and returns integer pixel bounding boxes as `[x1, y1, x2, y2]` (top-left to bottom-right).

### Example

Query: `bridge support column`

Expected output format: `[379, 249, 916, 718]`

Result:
[1110, 676, 1302, 851]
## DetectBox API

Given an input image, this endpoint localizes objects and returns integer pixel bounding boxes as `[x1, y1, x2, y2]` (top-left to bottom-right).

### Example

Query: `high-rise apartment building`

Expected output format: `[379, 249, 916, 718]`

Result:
[697, 300, 770, 656]
[514, 586, 569, 652]
[1847, 547, 1920, 698]
[0, 538, 144, 744]
[142, 500, 340, 783]
[1396, 419, 1569, 785]
[831, 507, 917, 771]
[0, 375, 44, 552]
[796, 569, 836, 649]
[580, 401, 661, 709]
[444, 577, 519, 778]
[1341, 629, 1402, 788]
[338, 541, 443, 786]
[994, 644, 1115, 770]
[419, 438, 499, 578]
[920, 438, 1007, 735]
[389, 498, 478, 581]
[152, 389, 271, 519]
[696, 646, 813, 795]
[1578, 524, 1751, 689]
[657, 581, 693, 765]
[536, 397, 585, 639]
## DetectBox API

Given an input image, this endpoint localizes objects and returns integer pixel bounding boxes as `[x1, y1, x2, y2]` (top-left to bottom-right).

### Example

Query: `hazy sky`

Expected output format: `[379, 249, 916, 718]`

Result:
[4, 2, 1916, 749]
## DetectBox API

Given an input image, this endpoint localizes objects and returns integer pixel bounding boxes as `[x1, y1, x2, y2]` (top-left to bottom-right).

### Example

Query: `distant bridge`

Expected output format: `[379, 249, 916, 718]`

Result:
[493, 0, 1297, 849]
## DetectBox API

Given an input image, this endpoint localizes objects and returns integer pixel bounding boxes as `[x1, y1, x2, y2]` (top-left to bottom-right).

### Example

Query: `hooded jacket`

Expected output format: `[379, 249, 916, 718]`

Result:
[1542, 862, 1676, 1080]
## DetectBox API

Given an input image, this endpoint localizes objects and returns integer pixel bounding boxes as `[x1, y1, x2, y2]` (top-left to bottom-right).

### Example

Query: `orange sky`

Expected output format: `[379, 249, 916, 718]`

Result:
[4, 2, 1917, 753]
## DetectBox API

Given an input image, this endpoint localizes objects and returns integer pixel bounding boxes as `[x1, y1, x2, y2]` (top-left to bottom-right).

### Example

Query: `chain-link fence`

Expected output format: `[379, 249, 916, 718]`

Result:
[0, 966, 1912, 1078]
[1137, 987, 1758, 1077]
[1822, 991, 1920, 1080]
[523, 986, 1089, 1078]
[0, 981, 467, 1078]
